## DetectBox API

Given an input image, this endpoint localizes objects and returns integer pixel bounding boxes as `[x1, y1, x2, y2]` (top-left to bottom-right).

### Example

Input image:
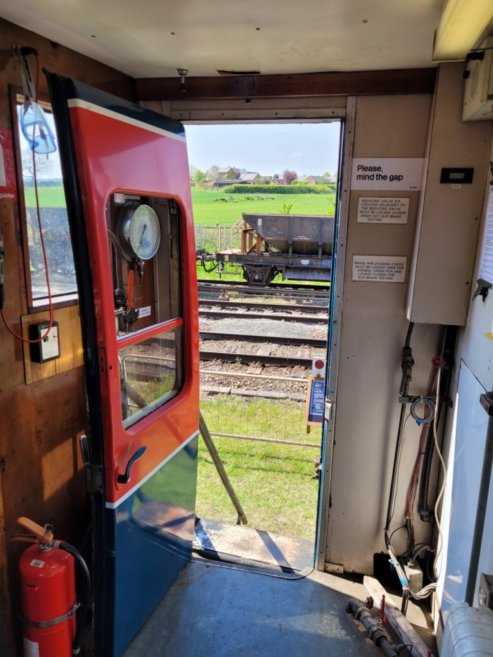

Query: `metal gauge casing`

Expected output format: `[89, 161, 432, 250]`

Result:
[117, 202, 161, 262]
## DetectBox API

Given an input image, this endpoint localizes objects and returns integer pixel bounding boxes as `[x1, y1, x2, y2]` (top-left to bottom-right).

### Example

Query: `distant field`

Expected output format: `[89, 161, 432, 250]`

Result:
[24, 186, 336, 225]
[24, 186, 67, 207]
[191, 189, 335, 225]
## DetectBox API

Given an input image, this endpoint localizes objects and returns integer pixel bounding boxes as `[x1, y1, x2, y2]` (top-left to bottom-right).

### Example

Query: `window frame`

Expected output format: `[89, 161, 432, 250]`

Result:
[10, 86, 79, 312]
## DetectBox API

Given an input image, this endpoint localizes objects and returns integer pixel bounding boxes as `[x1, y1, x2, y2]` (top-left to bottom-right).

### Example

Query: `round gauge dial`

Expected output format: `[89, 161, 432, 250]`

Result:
[118, 203, 161, 261]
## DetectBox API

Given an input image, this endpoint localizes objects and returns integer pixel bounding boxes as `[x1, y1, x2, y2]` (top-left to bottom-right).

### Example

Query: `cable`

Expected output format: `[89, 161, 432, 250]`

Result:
[386, 413, 411, 538]
[410, 397, 435, 425]
[432, 365, 447, 578]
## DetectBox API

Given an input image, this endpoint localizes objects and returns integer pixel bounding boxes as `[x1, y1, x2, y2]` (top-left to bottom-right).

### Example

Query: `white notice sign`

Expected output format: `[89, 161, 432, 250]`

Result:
[352, 255, 407, 283]
[351, 158, 425, 191]
[479, 188, 493, 285]
[357, 197, 409, 224]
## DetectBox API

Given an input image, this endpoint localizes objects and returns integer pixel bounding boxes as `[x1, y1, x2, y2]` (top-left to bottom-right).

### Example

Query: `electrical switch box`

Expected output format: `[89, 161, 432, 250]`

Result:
[406, 64, 492, 326]
[29, 321, 60, 363]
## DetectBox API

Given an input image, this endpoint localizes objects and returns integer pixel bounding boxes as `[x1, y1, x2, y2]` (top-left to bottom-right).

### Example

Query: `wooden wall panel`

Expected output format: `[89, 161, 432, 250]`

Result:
[0, 18, 135, 656]
[21, 305, 84, 384]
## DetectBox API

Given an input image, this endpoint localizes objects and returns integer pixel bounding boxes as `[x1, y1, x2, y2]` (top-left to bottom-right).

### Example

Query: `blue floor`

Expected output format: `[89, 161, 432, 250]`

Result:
[123, 559, 385, 657]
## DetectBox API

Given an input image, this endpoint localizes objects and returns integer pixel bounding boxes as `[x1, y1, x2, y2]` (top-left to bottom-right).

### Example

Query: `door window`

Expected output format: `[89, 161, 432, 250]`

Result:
[107, 193, 184, 428]
[14, 96, 77, 306]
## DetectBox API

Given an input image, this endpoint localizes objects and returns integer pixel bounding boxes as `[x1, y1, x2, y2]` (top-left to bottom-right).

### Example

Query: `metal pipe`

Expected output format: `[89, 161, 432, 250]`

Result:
[209, 432, 320, 448]
[199, 412, 248, 525]
[346, 599, 399, 657]
[465, 390, 493, 604]
[385, 323, 415, 537]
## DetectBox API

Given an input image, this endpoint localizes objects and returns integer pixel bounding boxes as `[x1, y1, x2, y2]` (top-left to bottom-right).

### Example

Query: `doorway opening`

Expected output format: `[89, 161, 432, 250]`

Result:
[185, 120, 343, 571]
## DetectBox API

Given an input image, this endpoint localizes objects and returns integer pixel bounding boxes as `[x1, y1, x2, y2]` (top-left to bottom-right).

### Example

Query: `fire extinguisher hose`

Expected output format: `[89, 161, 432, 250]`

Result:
[56, 541, 91, 656]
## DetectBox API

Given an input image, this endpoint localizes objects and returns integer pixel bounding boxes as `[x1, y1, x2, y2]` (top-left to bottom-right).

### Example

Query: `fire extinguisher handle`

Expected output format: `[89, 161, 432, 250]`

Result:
[17, 516, 54, 544]
[117, 445, 147, 484]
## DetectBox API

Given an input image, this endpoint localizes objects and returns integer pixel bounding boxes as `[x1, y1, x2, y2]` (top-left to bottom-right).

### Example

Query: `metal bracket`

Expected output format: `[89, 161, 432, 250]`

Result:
[398, 395, 435, 405]
[480, 391, 493, 415]
[85, 464, 104, 495]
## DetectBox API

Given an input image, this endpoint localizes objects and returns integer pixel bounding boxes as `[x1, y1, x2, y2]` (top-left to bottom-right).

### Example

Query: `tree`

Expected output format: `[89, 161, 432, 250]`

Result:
[205, 165, 220, 182]
[282, 169, 298, 184]
[190, 166, 206, 184]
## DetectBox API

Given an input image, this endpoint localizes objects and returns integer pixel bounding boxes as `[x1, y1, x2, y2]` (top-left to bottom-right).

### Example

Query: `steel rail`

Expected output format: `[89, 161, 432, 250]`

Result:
[198, 279, 330, 292]
[200, 330, 326, 348]
[199, 350, 313, 367]
[199, 299, 329, 313]
[199, 309, 328, 324]
[200, 370, 307, 382]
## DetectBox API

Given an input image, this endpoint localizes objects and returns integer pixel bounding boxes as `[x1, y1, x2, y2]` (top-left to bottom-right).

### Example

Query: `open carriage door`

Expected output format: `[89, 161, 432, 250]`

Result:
[47, 74, 199, 657]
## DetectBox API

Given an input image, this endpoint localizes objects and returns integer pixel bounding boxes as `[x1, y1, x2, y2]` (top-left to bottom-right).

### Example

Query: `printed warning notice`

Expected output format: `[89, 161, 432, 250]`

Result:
[357, 197, 409, 224]
[352, 255, 407, 283]
[351, 158, 424, 191]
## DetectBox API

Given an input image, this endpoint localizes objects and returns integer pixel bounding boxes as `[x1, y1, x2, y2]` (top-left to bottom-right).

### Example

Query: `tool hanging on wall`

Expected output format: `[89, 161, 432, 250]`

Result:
[15, 517, 91, 657]
[14, 46, 56, 154]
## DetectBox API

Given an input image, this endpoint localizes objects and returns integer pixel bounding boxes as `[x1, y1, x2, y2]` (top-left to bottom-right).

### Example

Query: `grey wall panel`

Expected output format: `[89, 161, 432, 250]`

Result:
[407, 63, 493, 326]
[326, 93, 441, 573]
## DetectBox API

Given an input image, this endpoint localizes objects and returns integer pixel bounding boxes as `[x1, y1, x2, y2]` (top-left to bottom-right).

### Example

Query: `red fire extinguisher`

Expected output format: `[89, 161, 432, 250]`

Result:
[16, 517, 90, 657]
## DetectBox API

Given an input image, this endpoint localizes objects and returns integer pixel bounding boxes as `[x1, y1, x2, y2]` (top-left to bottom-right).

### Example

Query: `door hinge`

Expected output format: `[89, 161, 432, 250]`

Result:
[85, 464, 104, 495]
[325, 400, 334, 421]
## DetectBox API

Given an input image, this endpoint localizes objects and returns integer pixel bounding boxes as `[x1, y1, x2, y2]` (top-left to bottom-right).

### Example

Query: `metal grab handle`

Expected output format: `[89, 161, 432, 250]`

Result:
[117, 446, 147, 484]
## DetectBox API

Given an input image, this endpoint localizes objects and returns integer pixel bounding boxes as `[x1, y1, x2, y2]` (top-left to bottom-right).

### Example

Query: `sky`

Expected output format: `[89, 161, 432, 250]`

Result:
[185, 122, 341, 177]
[18, 108, 341, 181]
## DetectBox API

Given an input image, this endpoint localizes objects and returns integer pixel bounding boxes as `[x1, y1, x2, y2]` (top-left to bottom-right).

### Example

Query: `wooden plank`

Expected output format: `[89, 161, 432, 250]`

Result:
[363, 576, 433, 657]
[136, 69, 437, 101]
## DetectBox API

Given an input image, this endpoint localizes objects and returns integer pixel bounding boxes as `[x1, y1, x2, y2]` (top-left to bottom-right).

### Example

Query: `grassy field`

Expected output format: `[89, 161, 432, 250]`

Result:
[197, 396, 321, 540]
[24, 186, 336, 224]
[191, 189, 335, 225]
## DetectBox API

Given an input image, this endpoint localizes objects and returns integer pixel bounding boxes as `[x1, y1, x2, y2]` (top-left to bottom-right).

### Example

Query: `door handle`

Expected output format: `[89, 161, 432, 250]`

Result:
[117, 446, 147, 484]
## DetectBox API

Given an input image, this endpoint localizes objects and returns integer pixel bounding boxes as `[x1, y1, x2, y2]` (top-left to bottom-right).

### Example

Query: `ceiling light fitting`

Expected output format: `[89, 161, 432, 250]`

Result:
[433, 0, 493, 61]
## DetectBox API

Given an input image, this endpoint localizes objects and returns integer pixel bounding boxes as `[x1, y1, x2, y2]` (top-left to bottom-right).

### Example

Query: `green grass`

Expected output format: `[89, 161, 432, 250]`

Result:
[24, 185, 336, 226]
[24, 185, 67, 207]
[191, 189, 335, 225]
[197, 396, 322, 540]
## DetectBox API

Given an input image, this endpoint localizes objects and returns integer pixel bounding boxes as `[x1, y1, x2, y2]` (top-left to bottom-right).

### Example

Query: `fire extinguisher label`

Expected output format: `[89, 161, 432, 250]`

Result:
[23, 637, 40, 657]
[29, 559, 45, 568]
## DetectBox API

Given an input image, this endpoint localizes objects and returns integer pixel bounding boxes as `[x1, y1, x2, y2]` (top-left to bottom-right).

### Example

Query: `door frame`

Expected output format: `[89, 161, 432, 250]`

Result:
[157, 101, 349, 567]
[315, 97, 355, 571]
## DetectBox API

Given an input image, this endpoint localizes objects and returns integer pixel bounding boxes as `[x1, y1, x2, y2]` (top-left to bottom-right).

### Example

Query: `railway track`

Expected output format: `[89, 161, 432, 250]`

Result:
[199, 299, 328, 313]
[200, 308, 328, 325]
[200, 330, 325, 348]
[198, 280, 330, 304]
[124, 350, 315, 370]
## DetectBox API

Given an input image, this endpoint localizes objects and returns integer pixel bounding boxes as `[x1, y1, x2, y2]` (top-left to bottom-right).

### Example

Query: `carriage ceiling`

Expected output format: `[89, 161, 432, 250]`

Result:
[0, 0, 448, 79]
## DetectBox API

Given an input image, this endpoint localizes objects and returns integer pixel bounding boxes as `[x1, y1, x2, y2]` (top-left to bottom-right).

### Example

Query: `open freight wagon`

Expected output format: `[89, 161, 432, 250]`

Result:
[200, 213, 334, 285]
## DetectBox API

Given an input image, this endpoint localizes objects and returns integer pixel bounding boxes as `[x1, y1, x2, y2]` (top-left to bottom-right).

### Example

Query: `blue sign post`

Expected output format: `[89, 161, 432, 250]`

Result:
[305, 377, 325, 430]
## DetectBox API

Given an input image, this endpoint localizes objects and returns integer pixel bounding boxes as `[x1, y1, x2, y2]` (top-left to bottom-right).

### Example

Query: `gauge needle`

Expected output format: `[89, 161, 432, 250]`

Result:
[139, 223, 148, 247]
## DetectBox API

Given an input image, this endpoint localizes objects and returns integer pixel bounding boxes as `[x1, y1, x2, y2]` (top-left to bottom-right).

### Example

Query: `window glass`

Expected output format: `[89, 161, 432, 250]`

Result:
[16, 101, 77, 303]
[119, 328, 183, 428]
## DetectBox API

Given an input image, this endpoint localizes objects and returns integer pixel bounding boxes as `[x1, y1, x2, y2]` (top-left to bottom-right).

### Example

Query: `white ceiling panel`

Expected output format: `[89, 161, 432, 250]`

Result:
[0, 0, 442, 78]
